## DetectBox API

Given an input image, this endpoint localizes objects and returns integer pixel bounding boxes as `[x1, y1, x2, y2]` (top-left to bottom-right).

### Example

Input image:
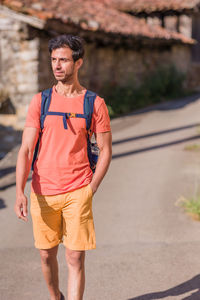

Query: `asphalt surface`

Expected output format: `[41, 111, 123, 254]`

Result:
[1, 94, 200, 299]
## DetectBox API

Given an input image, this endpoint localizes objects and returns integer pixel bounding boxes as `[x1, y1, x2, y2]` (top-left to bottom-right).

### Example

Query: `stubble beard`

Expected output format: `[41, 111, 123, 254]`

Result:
[54, 65, 75, 83]
[60, 72, 74, 83]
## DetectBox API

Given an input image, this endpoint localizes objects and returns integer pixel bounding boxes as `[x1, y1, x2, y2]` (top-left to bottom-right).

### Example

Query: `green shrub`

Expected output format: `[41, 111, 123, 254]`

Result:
[184, 144, 200, 151]
[178, 196, 200, 221]
[103, 65, 186, 117]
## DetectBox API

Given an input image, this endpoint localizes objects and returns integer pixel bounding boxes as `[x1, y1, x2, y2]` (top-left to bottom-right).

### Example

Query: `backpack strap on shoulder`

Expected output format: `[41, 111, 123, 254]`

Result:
[31, 88, 52, 171]
[83, 90, 97, 130]
[84, 90, 98, 173]
[40, 88, 52, 129]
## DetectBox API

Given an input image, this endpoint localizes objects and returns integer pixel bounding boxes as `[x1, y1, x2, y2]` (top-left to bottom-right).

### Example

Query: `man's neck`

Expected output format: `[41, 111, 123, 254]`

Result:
[55, 82, 86, 97]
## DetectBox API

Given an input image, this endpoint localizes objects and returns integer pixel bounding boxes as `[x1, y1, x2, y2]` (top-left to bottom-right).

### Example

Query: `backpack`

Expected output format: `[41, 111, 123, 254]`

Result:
[31, 88, 99, 173]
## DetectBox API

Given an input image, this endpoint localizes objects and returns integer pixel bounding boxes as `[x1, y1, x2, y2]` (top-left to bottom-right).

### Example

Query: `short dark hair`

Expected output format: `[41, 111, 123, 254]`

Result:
[48, 34, 85, 62]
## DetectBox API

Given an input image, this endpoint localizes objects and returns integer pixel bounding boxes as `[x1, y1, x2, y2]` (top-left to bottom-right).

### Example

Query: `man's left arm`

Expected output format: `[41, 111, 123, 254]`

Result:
[90, 131, 112, 194]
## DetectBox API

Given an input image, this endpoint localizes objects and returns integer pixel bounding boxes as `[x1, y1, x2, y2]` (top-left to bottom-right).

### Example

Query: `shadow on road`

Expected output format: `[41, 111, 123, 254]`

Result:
[126, 93, 200, 117]
[0, 166, 17, 191]
[0, 124, 22, 160]
[0, 198, 6, 209]
[128, 274, 200, 299]
[112, 134, 200, 159]
[112, 123, 200, 146]
[0, 177, 31, 191]
[0, 166, 16, 178]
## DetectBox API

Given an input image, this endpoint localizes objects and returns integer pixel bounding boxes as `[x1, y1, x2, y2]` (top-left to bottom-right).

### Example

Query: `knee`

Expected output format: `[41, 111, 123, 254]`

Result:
[66, 250, 85, 270]
[40, 249, 57, 265]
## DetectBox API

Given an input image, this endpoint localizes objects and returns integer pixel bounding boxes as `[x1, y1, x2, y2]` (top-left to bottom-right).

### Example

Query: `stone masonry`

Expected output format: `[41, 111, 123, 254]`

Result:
[0, 11, 39, 119]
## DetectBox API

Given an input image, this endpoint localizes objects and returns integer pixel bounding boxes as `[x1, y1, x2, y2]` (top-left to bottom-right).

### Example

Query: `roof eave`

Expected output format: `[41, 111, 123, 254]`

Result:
[0, 4, 195, 47]
[0, 4, 45, 29]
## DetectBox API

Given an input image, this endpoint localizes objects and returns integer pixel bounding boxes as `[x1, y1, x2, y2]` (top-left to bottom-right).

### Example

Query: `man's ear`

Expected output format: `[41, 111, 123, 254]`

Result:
[75, 58, 83, 70]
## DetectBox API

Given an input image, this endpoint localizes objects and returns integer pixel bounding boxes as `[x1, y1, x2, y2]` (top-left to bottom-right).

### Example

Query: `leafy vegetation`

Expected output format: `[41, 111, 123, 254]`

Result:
[184, 144, 200, 151]
[103, 65, 187, 118]
[177, 196, 200, 221]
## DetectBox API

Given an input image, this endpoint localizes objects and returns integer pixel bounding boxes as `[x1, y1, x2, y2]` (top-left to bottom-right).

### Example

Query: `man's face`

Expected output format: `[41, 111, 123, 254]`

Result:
[51, 47, 82, 83]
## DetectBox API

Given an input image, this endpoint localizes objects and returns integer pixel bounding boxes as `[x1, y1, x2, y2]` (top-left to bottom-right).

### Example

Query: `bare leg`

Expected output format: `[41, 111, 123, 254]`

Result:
[39, 245, 61, 300]
[65, 248, 85, 300]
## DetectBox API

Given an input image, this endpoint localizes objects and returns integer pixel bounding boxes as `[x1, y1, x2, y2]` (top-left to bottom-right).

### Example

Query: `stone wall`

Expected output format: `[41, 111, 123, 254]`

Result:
[0, 11, 39, 119]
[146, 16, 162, 27]
[80, 43, 191, 94]
[37, 39, 191, 95]
[38, 34, 56, 91]
[164, 15, 178, 32]
[186, 63, 200, 91]
[179, 15, 192, 38]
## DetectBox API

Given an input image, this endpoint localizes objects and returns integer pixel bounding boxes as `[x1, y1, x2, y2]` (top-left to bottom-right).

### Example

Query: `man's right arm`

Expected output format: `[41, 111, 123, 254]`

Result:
[15, 127, 39, 221]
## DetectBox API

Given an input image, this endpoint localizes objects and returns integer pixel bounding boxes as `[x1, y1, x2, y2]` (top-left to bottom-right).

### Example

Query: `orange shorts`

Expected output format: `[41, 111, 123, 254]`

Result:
[30, 184, 96, 250]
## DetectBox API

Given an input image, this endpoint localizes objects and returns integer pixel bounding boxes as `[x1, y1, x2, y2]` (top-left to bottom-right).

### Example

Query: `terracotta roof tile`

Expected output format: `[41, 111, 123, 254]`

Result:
[99, 0, 200, 14]
[0, 0, 195, 44]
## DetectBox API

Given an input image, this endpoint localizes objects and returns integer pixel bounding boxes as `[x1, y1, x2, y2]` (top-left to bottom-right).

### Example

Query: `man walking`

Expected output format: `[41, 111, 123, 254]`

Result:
[15, 34, 112, 300]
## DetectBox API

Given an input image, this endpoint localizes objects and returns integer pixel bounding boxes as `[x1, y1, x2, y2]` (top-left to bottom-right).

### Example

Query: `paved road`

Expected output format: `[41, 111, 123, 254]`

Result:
[1, 94, 200, 299]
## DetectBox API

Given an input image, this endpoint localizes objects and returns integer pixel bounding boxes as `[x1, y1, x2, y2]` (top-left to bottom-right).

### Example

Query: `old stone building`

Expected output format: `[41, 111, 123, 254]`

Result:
[0, 0, 195, 123]
[106, 0, 200, 59]
[102, 0, 200, 88]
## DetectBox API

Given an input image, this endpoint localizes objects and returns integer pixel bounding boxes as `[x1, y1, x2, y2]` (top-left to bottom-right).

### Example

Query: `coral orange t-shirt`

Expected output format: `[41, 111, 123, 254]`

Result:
[25, 86, 111, 195]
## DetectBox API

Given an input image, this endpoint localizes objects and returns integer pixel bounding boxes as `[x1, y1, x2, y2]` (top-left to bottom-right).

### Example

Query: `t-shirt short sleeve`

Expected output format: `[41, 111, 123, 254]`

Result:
[92, 97, 111, 133]
[25, 93, 41, 129]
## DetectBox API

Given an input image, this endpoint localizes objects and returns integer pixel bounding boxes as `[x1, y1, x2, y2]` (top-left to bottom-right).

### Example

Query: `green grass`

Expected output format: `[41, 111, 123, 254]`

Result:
[177, 196, 200, 221]
[196, 126, 200, 135]
[184, 144, 200, 151]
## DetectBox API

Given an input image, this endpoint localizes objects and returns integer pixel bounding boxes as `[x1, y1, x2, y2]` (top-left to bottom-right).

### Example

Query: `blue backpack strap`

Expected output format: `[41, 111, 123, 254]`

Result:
[46, 111, 87, 130]
[84, 90, 97, 173]
[40, 88, 52, 129]
[84, 90, 97, 130]
[31, 88, 52, 171]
